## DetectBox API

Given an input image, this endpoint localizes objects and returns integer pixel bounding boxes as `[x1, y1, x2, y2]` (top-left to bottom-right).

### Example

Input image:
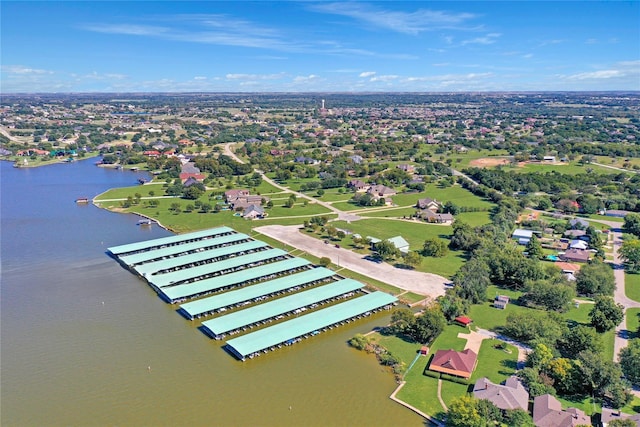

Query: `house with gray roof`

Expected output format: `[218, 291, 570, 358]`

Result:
[533, 394, 590, 427]
[473, 376, 529, 411]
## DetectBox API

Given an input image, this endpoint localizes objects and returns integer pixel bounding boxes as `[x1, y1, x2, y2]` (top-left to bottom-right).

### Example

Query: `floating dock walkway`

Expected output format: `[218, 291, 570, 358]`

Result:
[107, 226, 397, 361]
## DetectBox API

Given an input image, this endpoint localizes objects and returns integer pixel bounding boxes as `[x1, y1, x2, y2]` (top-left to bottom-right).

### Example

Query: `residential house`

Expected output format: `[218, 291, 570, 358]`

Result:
[418, 209, 454, 224]
[569, 218, 589, 229]
[182, 177, 202, 187]
[396, 164, 415, 173]
[231, 195, 265, 210]
[428, 349, 478, 379]
[347, 179, 369, 192]
[569, 240, 589, 250]
[242, 204, 265, 220]
[512, 228, 534, 245]
[472, 376, 529, 411]
[601, 407, 640, 426]
[367, 185, 397, 198]
[454, 316, 473, 327]
[416, 198, 441, 212]
[224, 189, 251, 203]
[560, 248, 591, 263]
[533, 394, 591, 427]
[564, 229, 587, 239]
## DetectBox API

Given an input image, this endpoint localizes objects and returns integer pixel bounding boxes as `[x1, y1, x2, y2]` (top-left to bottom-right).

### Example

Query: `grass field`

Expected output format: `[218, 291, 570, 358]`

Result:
[391, 184, 495, 209]
[625, 272, 640, 303]
[627, 308, 640, 338]
[328, 218, 464, 278]
[508, 161, 617, 175]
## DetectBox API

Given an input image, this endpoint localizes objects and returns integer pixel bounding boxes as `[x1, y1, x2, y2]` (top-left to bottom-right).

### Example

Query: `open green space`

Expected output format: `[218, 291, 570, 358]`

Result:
[391, 184, 494, 209]
[625, 272, 640, 303]
[627, 308, 640, 338]
[361, 206, 417, 218]
[329, 218, 464, 278]
[509, 161, 617, 175]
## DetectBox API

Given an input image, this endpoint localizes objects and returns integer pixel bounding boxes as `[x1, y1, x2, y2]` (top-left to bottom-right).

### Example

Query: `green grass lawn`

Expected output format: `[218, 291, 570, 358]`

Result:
[267, 202, 332, 217]
[627, 308, 640, 338]
[391, 184, 494, 210]
[509, 161, 617, 175]
[620, 396, 640, 416]
[625, 272, 640, 303]
[361, 206, 418, 218]
[329, 218, 464, 278]
[455, 211, 492, 227]
[557, 395, 600, 416]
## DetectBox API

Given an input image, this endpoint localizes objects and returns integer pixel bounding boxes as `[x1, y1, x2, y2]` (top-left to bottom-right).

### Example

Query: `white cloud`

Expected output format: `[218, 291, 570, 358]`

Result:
[293, 74, 319, 83]
[225, 73, 285, 81]
[193, 76, 207, 80]
[560, 60, 640, 87]
[461, 33, 501, 46]
[81, 24, 169, 36]
[359, 71, 376, 78]
[2, 65, 54, 75]
[309, 2, 478, 35]
[370, 75, 398, 82]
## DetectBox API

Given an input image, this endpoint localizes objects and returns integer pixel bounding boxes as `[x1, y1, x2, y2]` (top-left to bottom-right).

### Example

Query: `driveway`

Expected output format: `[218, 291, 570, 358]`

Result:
[254, 224, 447, 298]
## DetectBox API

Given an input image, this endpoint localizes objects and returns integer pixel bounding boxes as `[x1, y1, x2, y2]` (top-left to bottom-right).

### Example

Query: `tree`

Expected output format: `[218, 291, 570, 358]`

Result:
[609, 420, 637, 427]
[389, 308, 416, 335]
[525, 234, 543, 259]
[348, 334, 371, 351]
[445, 396, 483, 427]
[503, 408, 534, 427]
[411, 306, 445, 343]
[620, 238, 640, 273]
[619, 339, 640, 386]
[316, 189, 325, 197]
[422, 237, 449, 257]
[375, 240, 400, 261]
[451, 257, 490, 304]
[318, 257, 331, 267]
[284, 197, 295, 208]
[526, 342, 554, 370]
[449, 221, 480, 251]
[169, 202, 181, 214]
[589, 296, 624, 332]
[575, 260, 616, 296]
[403, 251, 422, 269]
[559, 325, 602, 357]
[624, 212, 640, 237]
[521, 280, 575, 312]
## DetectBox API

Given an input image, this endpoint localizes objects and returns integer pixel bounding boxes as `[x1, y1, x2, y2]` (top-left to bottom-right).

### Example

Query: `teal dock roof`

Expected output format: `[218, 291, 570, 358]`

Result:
[226, 292, 397, 359]
[161, 257, 311, 302]
[107, 226, 234, 255]
[149, 248, 288, 288]
[179, 267, 335, 318]
[201, 279, 364, 336]
[118, 233, 248, 267]
[134, 240, 268, 276]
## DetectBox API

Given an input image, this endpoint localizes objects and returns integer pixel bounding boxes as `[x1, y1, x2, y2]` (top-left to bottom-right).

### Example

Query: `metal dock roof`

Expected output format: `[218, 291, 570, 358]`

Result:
[118, 233, 248, 267]
[134, 240, 268, 276]
[107, 226, 235, 255]
[179, 267, 335, 319]
[201, 279, 364, 336]
[161, 257, 311, 302]
[149, 248, 288, 288]
[226, 292, 397, 360]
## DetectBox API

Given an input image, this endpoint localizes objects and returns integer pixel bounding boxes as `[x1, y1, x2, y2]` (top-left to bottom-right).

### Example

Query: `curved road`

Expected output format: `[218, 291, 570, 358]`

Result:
[255, 224, 447, 298]
[223, 143, 361, 221]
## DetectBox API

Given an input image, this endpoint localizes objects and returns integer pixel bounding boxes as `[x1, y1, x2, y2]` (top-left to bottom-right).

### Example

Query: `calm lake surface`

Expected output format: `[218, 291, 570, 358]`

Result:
[0, 159, 423, 427]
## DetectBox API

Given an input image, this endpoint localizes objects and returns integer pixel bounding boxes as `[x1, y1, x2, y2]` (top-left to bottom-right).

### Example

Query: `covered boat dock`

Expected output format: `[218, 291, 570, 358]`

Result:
[108, 226, 235, 257]
[226, 291, 397, 361]
[179, 267, 336, 320]
[160, 257, 311, 303]
[134, 240, 268, 276]
[148, 248, 289, 288]
[201, 278, 364, 339]
[117, 232, 250, 267]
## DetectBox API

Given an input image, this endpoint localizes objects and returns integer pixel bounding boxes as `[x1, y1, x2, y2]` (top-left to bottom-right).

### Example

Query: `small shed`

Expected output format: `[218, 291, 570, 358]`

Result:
[494, 295, 510, 310]
[420, 346, 429, 356]
[454, 316, 473, 327]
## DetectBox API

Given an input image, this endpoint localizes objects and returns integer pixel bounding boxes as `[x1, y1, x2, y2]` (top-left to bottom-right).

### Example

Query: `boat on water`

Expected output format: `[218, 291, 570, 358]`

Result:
[137, 219, 153, 226]
[75, 197, 90, 204]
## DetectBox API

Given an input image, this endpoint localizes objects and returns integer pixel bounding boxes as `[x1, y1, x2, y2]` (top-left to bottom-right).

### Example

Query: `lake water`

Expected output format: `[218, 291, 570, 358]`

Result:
[0, 159, 423, 426]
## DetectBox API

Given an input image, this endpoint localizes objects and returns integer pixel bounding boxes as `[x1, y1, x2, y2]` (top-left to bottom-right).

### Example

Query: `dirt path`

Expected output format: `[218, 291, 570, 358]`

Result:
[254, 224, 447, 298]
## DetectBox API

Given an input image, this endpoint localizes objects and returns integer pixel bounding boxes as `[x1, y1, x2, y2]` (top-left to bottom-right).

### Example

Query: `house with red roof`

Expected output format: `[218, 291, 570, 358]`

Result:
[428, 348, 478, 379]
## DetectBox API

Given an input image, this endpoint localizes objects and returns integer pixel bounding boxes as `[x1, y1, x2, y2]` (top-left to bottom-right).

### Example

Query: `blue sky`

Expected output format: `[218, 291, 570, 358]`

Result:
[2, 1, 639, 92]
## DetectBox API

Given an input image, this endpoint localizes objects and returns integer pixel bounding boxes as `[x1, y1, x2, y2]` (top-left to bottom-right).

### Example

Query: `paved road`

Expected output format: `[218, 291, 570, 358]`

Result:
[610, 227, 640, 363]
[254, 224, 448, 298]
[223, 143, 362, 222]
